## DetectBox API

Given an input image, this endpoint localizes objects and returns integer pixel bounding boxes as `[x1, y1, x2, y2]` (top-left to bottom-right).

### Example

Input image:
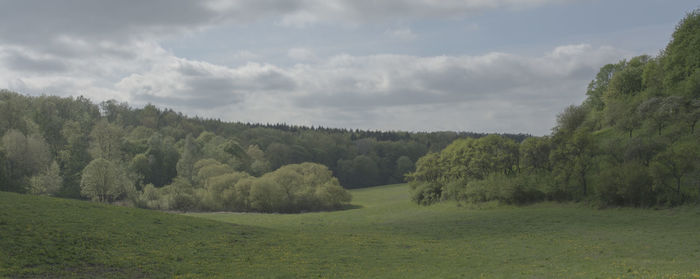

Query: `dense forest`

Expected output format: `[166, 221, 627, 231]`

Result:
[0, 86, 525, 212]
[408, 11, 700, 207]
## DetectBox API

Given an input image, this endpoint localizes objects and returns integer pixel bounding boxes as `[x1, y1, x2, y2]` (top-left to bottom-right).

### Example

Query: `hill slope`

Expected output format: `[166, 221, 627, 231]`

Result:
[0, 191, 267, 278]
[3, 186, 700, 278]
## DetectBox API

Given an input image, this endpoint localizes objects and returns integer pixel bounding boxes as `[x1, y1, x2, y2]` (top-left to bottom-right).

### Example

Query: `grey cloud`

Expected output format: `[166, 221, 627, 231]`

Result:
[177, 62, 296, 92]
[0, 0, 578, 63]
[2, 51, 68, 73]
[231, 0, 576, 26]
[292, 46, 618, 110]
[0, 0, 216, 44]
[0, 0, 572, 49]
[134, 91, 242, 110]
[120, 59, 296, 109]
[116, 44, 621, 136]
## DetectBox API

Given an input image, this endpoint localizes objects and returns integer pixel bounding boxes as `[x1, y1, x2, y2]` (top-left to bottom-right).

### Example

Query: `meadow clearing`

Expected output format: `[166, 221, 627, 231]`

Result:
[2, 184, 700, 278]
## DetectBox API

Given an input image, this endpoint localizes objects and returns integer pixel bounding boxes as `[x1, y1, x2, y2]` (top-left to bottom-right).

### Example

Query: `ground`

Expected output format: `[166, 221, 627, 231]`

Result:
[2, 184, 700, 278]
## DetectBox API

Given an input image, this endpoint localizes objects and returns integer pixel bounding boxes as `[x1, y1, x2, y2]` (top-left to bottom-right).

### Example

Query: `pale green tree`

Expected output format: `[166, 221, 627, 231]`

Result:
[88, 119, 124, 162]
[29, 161, 63, 196]
[80, 158, 133, 203]
[246, 145, 270, 176]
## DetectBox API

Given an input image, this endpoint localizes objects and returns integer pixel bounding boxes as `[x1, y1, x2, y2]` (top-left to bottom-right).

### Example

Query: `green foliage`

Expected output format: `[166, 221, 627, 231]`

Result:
[409, 11, 700, 207]
[408, 135, 527, 205]
[519, 136, 551, 172]
[245, 144, 270, 176]
[337, 155, 380, 188]
[56, 120, 93, 198]
[139, 162, 351, 213]
[88, 119, 124, 162]
[394, 155, 414, 182]
[140, 133, 179, 187]
[80, 158, 134, 203]
[595, 161, 654, 207]
[29, 161, 63, 196]
[662, 9, 700, 88]
[0, 129, 51, 192]
[0, 88, 527, 205]
[603, 55, 649, 101]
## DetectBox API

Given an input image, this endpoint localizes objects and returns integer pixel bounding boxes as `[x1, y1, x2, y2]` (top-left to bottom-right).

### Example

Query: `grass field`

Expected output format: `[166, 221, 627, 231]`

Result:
[2, 184, 700, 278]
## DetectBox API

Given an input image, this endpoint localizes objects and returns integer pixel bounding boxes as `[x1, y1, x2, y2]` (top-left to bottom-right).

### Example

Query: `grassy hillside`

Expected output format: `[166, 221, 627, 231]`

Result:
[3, 186, 700, 278]
[0, 192, 270, 278]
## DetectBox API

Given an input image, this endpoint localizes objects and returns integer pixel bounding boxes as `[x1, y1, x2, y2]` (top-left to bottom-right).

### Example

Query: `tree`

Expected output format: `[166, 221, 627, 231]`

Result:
[637, 97, 679, 135]
[194, 159, 233, 187]
[586, 63, 623, 110]
[57, 120, 92, 198]
[394, 156, 414, 182]
[550, 128, 597, 198]
[129, 153, 150, 189]
[337, 155, 380, 188]
[519, 136, 551, 173]
[604, 99, 641, 137]
[603, 55, 649, 101]
[681, 98, 700, 134]
[142, 133, 180, 187]
[88, 119, 124, 162]
[650, 139, 698, 196]
[553, 105, 588, 135]
[246, 145, 270, 176]
[1, 130, 51, 192]
[29, 161, 63, 196]
[247, 163, 350, 212]
[661, 9, 700, 88]
[80, 158, 133, 202]
[176, 134, 200, 183]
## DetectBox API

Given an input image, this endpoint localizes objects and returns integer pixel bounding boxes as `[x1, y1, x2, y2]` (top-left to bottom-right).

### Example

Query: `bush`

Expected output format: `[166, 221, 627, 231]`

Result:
[595, 162, 654, 207]
[410, 181, 443, 206]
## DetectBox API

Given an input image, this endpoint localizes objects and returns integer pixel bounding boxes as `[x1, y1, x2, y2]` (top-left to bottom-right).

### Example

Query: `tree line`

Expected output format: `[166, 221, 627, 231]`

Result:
[0, 85, 525, 212]
[408, 10, 700, 207]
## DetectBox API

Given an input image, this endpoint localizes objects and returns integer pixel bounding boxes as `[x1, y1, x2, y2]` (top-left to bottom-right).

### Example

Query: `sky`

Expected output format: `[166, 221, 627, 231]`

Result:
[0, 1, 697, 135]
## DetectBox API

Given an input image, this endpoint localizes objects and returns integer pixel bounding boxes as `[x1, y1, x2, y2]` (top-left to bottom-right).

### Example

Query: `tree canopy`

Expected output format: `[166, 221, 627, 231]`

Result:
[408, 10, 700, 207]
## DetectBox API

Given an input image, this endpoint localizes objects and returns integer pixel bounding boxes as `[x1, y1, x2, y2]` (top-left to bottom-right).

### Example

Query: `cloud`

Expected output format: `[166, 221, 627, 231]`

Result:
[0, 0, 628, 135]
[116, 57, 296, 110]
[0, 0, 576, 49]
[0, 0, 217, 45]
[288, 44, 625, 109]
[287, 48, 317, 61]
[0, 48, 68, 73]
[0, 40, 626, 135]
[264, 0, 578, 26]
[98, 44, 626, 135]
[386, 28, 418, 41]
[230, 50, 260, 61]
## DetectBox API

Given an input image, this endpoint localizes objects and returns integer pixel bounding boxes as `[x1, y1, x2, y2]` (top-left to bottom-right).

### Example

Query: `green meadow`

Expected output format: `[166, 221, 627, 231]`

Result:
[2, 184, 700, 278]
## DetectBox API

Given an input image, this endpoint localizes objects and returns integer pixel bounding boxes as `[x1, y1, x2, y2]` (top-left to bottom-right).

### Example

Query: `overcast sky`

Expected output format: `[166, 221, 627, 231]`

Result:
[0, 1, 697, 135]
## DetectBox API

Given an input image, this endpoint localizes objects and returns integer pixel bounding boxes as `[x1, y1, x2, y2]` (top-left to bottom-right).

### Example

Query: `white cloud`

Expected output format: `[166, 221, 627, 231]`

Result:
[72, 43, 624, 135]
[0, 0, 635, 135]
[0, 0, 577, 49]
[244, 0, 579, 26]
